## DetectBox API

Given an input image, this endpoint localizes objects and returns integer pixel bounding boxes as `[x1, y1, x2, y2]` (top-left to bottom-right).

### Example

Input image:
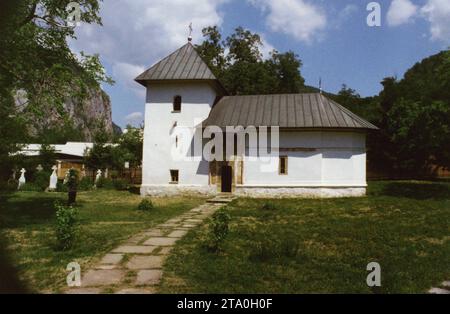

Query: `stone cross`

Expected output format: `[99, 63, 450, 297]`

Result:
[95, 169, 102, 183]
[49, 165, 58, 190]
[36, 164, 43, 172]
[18, 168, 26, 190]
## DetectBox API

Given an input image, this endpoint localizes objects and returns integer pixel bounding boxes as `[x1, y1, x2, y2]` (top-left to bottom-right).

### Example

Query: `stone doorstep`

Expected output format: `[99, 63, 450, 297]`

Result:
[112, 245, 157, 254]
[136, 270, 163, 286]
[126, 255, 165, 270]
[100, 253, 124, 265]
[143, 237, 178, 246]
[81, 269, 125, 287]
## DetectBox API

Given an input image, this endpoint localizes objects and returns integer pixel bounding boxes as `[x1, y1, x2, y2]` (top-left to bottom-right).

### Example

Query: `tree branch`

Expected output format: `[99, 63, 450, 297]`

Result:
[18, 0, 39, 27]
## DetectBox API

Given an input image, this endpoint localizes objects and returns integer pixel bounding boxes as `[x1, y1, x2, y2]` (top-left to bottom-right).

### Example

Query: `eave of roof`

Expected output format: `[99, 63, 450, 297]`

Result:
[202, 93, 378, 130]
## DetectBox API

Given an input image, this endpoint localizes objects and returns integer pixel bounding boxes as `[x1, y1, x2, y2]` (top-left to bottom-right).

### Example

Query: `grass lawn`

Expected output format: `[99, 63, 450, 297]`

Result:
[0, 190, 205, 293]
[159, 181, 450, 294]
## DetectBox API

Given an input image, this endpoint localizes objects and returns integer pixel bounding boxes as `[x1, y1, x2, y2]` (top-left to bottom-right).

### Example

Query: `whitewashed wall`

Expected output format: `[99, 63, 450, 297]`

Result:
[242, 131, 367, 187]
[141, 82, 216, 196]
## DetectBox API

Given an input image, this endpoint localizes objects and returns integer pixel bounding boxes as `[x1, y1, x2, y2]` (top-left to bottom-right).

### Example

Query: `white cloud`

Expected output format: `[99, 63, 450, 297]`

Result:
[421, 0, 450, 42]
[249, 0, 326, 43]
[387, 0, 418, 26]
[259, 34, 276, 60]
[112, 62, 146, 98]
[125, 112, 144, 125]
[69, 0, 228, 96]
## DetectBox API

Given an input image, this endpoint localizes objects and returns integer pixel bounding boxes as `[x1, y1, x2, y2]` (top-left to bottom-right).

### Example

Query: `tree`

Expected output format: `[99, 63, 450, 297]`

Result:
[195, 26, 226, 78]
[266, 51, 305, 93]
[118, 126, 143, 167]
[386, 99, 450, 173]
[0, 0, 112, 179]
[196, 26, 306, 95]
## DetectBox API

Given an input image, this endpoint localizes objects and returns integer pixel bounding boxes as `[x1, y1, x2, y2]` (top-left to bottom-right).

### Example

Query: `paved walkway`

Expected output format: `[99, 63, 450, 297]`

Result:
[429, 281, 450, 294]
[66, 202, 224, 294]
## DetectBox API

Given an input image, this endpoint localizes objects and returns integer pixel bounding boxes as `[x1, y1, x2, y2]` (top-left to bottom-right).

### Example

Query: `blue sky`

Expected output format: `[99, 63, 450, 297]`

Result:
[69, 0, 450, 129]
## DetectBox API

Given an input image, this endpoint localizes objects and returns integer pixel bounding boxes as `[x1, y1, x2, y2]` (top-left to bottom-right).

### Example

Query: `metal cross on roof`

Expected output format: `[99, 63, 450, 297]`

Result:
[188, 23, 193, 42]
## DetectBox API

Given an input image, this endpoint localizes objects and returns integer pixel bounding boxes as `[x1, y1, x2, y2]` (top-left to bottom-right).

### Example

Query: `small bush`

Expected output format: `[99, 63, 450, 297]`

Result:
[113, 178, 129, 191]
[205, 208, 231, 252]
[78, 177, 93, 191]
[56, 180, 68, 192]
[33, 171, 51, 191]
[54, 202, 77, 250]
[260, 201, 278, 211]
[137, 198, 154, 211]
[0, 180, 18, 192]
[96, 177, 114, 189]
[19, 182, 42, 192]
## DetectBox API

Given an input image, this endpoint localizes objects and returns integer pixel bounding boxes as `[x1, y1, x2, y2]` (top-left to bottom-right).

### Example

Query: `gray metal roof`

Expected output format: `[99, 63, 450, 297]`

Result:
[203, 93, 378, 130]
[135, 43, 218, 85]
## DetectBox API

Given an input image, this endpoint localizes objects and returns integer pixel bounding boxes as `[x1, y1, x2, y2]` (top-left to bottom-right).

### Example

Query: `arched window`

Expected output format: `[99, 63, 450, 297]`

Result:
[173, 95, 182, 112]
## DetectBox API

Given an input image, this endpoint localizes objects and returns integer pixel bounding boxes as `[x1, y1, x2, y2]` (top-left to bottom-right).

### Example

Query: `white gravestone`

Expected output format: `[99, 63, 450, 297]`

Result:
[95, 169, 102, 187]
[18, 168, 26, 190]
[49, 165, 58, 190]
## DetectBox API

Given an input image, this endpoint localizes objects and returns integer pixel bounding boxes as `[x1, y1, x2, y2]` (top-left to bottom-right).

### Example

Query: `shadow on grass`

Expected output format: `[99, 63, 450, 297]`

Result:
[0, 193, 64, 229]
[0, 236, 29, 294]
[377, 182, 450, 200]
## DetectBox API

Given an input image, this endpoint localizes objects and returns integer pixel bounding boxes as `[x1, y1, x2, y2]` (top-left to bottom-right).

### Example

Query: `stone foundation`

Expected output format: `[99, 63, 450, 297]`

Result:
[234, 186, 366, 198]
[140, 185, 217, 197]
[141, 185, 366, 198]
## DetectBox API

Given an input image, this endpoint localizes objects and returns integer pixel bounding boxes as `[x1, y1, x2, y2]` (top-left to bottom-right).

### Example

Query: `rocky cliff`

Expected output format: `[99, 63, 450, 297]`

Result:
[63, 88, 114, 141]
[23, 87, 116, 142]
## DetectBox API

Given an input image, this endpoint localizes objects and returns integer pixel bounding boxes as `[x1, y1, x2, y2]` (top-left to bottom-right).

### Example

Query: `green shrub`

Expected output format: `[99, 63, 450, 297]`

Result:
[56, 180, 68, 192]
[96, 177, 114, 189]
[205, 208, 231, 252]
[0, 180, 18, 192]
[19, 182, 42, 192]
[260, 201, 278, 211]
[78, 177, 93, 191]
[137, 198, 154, 211]
[113, 178, 129, 191]
[33, 171, 51, 191]
[54, 202, 77, 250]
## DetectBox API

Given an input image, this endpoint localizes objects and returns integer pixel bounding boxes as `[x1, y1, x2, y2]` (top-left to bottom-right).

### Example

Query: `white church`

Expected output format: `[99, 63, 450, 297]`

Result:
[135, 41, 377, 198]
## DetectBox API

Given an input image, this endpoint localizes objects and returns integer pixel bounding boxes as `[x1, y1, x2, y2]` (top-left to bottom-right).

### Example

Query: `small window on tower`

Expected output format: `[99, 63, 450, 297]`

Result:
[279, 156, 288, 175]
[170, 170, 179, 184]
[173, 95, 182, 112]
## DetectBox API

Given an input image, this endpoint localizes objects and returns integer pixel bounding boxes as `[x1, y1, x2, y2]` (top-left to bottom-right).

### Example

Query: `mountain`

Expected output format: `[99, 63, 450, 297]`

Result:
[23, 87, 115, 143]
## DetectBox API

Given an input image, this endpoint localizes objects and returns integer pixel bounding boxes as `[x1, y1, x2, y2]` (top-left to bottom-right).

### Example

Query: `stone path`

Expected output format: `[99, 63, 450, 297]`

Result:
[65, 202, 223, 294]
[429, 281, 450, 294]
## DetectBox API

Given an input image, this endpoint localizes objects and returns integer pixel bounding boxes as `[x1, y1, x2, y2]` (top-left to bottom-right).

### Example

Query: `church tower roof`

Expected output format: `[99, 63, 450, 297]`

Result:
[135, 42, 221, 86]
